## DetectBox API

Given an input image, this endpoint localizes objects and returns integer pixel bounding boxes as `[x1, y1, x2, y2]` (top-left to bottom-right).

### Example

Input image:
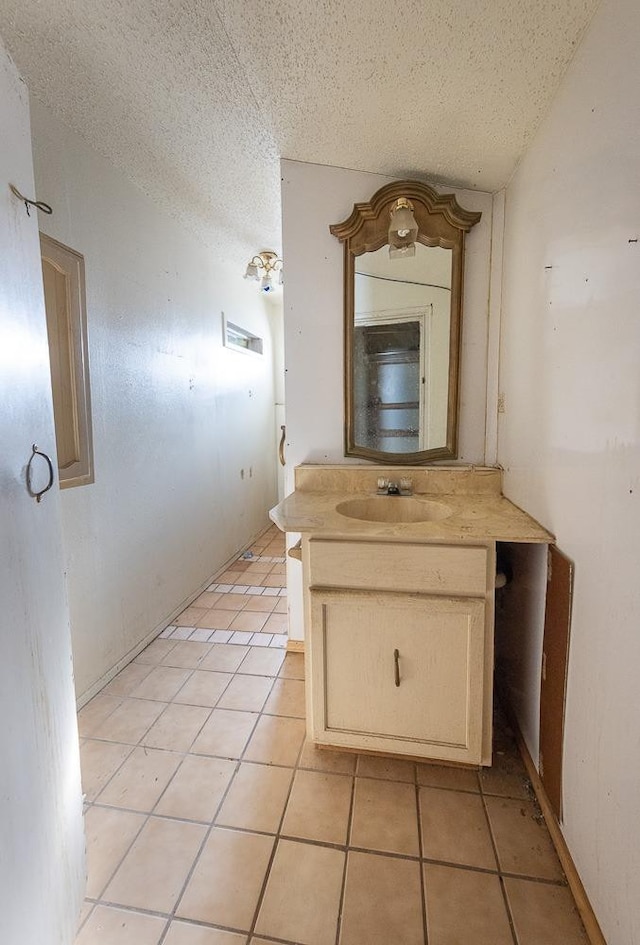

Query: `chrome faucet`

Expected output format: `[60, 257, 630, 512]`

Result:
[377, 477, 413, 496]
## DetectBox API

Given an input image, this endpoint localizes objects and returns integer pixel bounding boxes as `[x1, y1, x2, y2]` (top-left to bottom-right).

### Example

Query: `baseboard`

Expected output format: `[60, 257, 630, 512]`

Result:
[504, 704, 607, 945]
[286, 639, 305, 654]
[76, 620, 164, 709]
[76, 521, 274, 709]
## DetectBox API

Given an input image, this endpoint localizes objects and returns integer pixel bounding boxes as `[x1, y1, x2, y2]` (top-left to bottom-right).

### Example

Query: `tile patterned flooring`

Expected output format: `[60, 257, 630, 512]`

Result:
[76, 525, 589, 945]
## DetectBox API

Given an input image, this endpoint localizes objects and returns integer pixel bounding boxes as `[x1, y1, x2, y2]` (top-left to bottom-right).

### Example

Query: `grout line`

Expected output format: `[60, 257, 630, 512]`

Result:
[90, 802, 167, 918]
[160, 917, 174, 944]
[85, 898, 251, 936]
[499, 873, 520, 945]
[247, 933, 314, 945]
[415, 768, 429, 945]
[479, 769, 519, 945]
[247, 934, 309, 945]
[81, 740, 137, 804]
[493, 872, 569, 887]
[418, 781, 485, 796]
[153, 740, 249, 943]
[83, 899, 305, 945]
[85, 675, 218, 904]
[75, 901, 95, 936]
[83, 795, 571, 888]
[84, 654, 271, 920]
[245, 718, 308, 941]
[87, 807, 149, 902]
[347, 844, 423, 864]
[77, 691, 128, 736]
[80, 898, 170, 916]
[86, 755, 574, 890]
[334, 762, 357, 945]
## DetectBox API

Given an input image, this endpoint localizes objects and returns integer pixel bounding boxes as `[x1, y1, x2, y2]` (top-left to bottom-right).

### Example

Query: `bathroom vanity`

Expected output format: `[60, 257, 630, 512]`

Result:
[270, 464, 553, 767]
[270, 181, 552, 766]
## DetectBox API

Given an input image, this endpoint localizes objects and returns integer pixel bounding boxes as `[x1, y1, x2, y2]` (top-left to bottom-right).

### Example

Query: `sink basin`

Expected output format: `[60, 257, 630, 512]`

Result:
[335, 496, 452, 524]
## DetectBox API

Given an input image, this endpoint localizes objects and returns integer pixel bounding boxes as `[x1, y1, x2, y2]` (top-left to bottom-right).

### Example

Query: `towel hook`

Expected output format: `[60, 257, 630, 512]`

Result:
[9, 183, 53, 217]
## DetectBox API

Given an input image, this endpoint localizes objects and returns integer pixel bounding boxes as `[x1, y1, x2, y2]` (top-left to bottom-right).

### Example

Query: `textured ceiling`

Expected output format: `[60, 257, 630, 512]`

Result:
[0, 0, 598, 265]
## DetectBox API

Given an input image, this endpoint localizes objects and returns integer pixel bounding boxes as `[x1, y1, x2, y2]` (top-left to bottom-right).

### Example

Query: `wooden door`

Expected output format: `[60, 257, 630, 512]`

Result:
[539, 546, 574, 821]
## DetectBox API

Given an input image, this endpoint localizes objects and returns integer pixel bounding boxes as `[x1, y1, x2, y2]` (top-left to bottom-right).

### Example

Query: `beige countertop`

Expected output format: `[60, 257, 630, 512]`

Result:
[269, 466, 555, 543]
[269, 489, 554, 543]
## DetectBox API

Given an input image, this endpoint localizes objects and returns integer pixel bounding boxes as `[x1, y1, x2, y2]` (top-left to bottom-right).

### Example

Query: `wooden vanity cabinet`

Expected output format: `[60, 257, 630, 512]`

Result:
[303, 537, 495, 766]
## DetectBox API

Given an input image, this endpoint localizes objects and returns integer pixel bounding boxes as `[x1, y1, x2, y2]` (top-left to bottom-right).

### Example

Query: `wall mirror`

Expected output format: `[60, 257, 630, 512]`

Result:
[330, 180, 481, 464]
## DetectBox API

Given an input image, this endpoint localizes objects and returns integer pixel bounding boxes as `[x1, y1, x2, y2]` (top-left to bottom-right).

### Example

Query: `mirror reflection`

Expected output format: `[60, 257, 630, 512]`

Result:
[354, 245, 452, 454]
[330, 179, 481, 464]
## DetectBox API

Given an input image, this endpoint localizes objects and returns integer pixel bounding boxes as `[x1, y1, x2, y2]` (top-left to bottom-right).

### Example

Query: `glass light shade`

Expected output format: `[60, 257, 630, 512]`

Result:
[244, 261, 259, 280]
[260, 273, 275, 293]
[388, 199, 418, 249]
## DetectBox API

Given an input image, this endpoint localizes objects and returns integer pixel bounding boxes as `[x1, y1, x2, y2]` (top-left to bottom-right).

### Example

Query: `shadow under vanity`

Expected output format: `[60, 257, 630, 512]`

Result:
[270, 464, 552, 767]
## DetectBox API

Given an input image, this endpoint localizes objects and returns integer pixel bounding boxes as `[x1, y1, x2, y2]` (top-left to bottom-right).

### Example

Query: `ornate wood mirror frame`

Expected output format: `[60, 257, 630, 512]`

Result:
[330, 180, 481, 465]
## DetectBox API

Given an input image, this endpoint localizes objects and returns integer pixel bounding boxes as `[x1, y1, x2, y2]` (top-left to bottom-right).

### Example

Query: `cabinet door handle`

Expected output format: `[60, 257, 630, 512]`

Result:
[393, 648, 401, 687]
[26, 444, 55, 503]
[278, 425, 286, 466]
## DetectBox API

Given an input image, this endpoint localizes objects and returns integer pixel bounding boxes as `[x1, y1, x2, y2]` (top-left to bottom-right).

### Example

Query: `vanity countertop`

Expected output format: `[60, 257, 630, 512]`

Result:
[269, 465, 554, 544]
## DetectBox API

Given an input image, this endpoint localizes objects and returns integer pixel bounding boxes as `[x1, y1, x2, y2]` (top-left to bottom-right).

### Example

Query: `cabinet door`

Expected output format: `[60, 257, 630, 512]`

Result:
[309, 590, 485, 764]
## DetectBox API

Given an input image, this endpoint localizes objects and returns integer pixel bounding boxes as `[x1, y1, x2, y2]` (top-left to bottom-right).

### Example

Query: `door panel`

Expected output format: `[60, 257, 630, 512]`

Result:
[0, 42, 85, 944]
[540, 546, 574, 822]
[312, 590, 485, 761]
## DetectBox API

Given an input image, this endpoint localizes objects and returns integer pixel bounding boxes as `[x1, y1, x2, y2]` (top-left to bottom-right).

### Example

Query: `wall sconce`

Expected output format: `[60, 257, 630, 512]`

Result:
[388, 197, 418, 259]
[244, 250, 283, 293]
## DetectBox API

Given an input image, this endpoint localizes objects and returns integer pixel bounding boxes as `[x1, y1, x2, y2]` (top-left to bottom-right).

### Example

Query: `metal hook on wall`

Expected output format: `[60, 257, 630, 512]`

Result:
[9, 183, 53, 217]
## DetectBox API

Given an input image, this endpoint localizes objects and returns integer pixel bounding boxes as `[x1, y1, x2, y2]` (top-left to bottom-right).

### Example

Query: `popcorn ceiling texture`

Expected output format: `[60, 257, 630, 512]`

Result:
[0, 0, 597, 264]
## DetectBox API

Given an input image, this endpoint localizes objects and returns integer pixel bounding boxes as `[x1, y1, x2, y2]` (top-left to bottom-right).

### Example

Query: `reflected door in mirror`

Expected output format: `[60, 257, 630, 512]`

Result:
[354, 244, 451, 454]
[354, 320, 421, 453]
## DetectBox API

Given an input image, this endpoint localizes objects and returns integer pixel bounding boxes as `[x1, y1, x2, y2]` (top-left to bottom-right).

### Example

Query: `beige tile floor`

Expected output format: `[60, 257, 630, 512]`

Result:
[76, 525, 589, 945]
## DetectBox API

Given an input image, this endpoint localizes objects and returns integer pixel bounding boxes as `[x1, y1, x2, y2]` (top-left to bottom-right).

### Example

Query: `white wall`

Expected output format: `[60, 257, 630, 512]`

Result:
[32, 102, 279, 701]
[494, 542, 548, 759]
[498, 1, 640, 941]
[280, 160, 495, 639]
[1, 41, 84, 944]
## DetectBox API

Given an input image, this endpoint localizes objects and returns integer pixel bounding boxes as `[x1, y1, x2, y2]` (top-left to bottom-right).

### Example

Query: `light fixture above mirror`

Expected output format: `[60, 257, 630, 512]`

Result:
[388, 197, 418, 258]
[330, 180, 481, 465]
[244, 250, 283, 293]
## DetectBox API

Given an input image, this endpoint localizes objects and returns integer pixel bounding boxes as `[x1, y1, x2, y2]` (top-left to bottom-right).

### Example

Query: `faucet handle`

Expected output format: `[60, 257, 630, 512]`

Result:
[400, 477, 413, 494]
[377, 477, 389, 493]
